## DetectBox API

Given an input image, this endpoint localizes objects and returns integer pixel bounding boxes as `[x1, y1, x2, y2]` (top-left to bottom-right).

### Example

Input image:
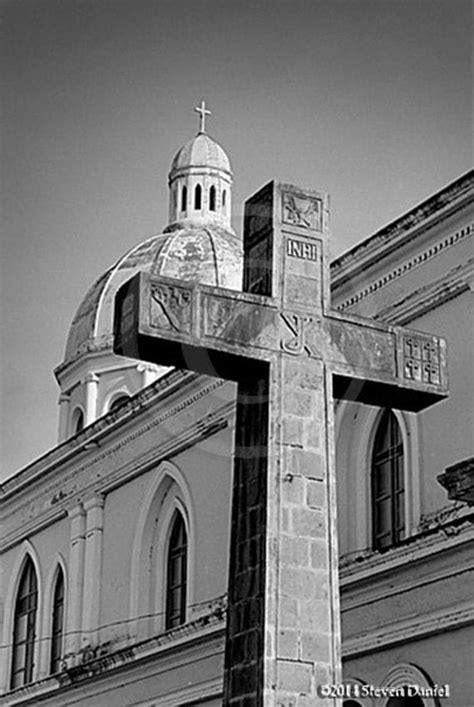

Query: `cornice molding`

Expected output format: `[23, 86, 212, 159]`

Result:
[342, 601, 474, 659]
[331, 170, 474, 285]
[0, 506, 67, 555]
[341, 558, 473, 612]
[335, 222, 473, 313]
[1, 369, 198, 498]
[340, 513, 474, 586]
[372, 258, 474, 325]
[0, 393, 232, 552]
[2, 614, 225, 706]
[54, 336, 113, 379]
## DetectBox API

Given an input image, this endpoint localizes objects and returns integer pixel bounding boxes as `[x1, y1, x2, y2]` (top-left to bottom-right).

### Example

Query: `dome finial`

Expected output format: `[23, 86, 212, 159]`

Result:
[194, 99, 211, 134]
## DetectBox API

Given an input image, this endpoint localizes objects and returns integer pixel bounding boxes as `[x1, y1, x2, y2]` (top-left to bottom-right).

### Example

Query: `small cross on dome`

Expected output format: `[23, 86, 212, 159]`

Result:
[194, 100, 211, 133]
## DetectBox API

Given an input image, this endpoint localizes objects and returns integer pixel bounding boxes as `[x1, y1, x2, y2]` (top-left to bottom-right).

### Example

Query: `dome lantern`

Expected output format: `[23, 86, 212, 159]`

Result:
[167, 101, 233, 231]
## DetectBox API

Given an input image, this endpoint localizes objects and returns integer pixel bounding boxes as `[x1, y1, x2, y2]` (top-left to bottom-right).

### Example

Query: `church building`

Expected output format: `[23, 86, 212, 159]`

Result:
[1, 106, 473, 706]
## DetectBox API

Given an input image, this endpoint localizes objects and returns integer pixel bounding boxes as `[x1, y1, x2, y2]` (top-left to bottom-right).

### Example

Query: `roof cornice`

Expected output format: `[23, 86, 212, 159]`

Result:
[330, 170, 474, 289]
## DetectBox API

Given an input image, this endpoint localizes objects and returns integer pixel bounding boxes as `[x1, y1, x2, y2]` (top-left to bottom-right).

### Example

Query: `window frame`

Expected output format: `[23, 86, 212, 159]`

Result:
[10, 558, 38, 690]
[371, 409, 405, 551]
[49, 568, 65, 675]
[181, 185, 187, 212]
[165, 511, 188, 630]
[209, 185, 216, 212]
[194, 183, 202, 210]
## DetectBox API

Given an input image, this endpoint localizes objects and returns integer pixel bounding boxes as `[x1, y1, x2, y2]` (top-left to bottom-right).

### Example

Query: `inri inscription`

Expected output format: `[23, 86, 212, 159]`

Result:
[286, 238, 318, 262]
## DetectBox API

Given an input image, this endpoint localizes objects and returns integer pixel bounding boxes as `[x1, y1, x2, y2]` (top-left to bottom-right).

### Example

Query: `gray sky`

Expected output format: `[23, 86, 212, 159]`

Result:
[1, 0, 472, 478]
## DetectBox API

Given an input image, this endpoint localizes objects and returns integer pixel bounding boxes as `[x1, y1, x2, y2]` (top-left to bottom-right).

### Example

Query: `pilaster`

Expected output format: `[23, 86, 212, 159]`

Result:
[81, 494, 105, 647]
[84, 372, 99, 426]
[65, 503, 85, 663]
[57, 392, 71, 442]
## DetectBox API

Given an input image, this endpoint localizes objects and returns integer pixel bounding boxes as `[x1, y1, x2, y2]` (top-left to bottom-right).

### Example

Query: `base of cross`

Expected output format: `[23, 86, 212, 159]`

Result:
[114, 180, 448, 705]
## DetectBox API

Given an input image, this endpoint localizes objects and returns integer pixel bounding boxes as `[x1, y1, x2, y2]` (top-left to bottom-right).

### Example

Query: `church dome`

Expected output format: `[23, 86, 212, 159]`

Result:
[170, 132, 231, 175]
[62, 224, 242, 366]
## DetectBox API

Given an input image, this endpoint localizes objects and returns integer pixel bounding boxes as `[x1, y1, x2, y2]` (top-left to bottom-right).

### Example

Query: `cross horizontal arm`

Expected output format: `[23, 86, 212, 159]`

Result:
[114, 271, 448, 411]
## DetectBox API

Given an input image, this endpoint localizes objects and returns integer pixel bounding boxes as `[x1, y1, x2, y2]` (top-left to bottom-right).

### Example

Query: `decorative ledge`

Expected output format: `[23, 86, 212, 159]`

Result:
[2, 609, 226, 705]
[339, 509, 474, 585]
[331, 170, 474, 286]
[438, 456, 474, 505]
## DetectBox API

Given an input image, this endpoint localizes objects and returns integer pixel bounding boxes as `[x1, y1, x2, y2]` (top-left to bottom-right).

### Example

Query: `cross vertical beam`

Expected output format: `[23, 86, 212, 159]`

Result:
[223, 183, 340, 704]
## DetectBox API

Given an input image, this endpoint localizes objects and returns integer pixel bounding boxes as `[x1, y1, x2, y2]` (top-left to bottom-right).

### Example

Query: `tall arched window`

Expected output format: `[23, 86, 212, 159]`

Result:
[181, 185, 187, 212]
[194, 184, 202, 210]
[371, 410, 405, 551]
[222, 189, 227, 208]
[11, 558, 38, 689]
[209, 185, 216, 211]
[50, 568, 64, 674]
[165, 513, 187, 629]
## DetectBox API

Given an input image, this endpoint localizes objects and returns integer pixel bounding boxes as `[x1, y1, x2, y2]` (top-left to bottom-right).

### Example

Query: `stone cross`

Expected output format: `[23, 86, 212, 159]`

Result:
[195, 99, 211, 133]
[114, 181, 448, 705]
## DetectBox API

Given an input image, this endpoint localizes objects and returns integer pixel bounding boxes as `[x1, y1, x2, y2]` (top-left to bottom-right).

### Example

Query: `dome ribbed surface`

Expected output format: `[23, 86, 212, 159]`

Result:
[170, 133, 231, 174]
[63, 226, 242, 366]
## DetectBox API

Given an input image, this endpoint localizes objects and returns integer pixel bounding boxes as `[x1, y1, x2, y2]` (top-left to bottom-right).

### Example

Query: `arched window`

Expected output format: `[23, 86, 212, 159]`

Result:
[194, 184, 202, 210]
[181, 185, 187, 212]
[222, 189, 227, 208]
[381, 664, 438, 707]
[11, 558, 38, 689]
[165, 512, 187, 629]
[50, 568, 64, 674]
[72, 408, 84, 435]
[109, 395, 130, 413]
[371, 410, 405, 550]
[209, 185, 216, 211]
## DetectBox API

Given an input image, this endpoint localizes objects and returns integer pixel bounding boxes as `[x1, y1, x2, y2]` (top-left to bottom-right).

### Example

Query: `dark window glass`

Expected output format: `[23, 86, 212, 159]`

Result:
[181, 185, 187, 212]
[50, 569, 64, 674]
[109, 395, 130, 413]
[371, 410, 405, 550]
[387, 697, 424, 707]
[222, 189, 227, 207]
[165, 513, 187, 629]
[194, 184, 202, 210]
[209, 185, 216, 211]
[74, 410, 84, 434]
[11, 558, 38, 689]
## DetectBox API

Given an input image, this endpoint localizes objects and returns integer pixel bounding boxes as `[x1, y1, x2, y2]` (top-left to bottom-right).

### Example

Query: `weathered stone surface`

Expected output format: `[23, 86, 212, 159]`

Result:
[281, 535, 310, 567]
[307, 479, 326, 509]
[291, 507, 326, 538]
[438, 456, 474, 505]
[277, 660, 313, 693]
[114, 179, 449, 706]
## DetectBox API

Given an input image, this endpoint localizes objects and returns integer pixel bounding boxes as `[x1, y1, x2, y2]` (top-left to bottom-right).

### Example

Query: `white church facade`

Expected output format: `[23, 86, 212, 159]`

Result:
[1, 111, 473, 705]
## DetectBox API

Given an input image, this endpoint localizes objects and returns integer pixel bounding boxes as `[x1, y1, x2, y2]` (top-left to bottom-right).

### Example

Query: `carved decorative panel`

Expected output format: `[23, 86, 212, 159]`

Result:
[150, 283, 192, 333]
[282, 191, 322, 231]
[402, 334, 441, 385]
